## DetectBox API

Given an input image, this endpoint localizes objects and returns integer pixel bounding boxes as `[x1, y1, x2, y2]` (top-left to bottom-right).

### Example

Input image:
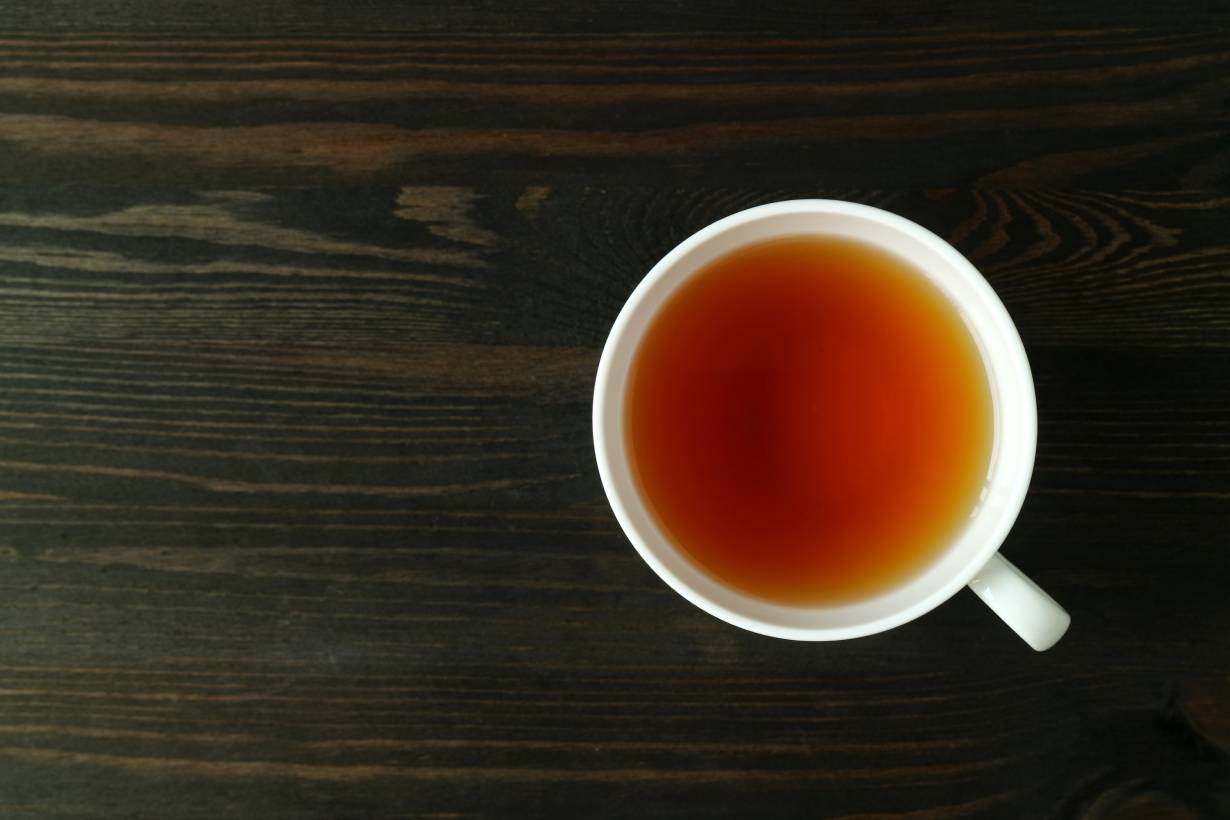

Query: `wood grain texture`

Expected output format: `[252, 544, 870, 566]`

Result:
[0, 27, 1227, 186]
[0, 3, 1228, 818]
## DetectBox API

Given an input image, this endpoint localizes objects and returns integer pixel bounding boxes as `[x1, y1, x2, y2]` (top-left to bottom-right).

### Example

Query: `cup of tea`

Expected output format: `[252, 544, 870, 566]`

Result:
[593, 199, 1070, 650]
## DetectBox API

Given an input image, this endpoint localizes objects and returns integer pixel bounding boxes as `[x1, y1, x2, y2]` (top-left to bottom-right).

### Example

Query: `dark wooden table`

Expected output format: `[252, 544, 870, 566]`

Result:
[0, 3, 1227, 817]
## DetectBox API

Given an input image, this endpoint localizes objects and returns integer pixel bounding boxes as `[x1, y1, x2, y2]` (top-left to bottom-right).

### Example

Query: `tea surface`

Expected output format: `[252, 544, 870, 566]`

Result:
[627, 235, 994, 604]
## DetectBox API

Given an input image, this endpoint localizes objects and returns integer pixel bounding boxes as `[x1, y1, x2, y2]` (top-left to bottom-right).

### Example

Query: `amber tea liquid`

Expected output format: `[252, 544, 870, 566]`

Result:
[626, 235, 993, 605]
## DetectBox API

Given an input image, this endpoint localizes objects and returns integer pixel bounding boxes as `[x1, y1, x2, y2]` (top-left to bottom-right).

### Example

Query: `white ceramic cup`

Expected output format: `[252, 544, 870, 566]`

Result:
[593, 199, 1070, 651]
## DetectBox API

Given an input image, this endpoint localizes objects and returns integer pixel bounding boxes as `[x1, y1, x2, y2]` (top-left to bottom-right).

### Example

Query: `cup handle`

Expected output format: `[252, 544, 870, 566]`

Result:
[968, 553, 1070, 651]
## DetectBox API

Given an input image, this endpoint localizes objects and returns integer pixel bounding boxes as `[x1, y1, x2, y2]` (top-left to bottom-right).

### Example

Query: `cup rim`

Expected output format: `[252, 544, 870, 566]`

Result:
[593, 199, 1037, 640]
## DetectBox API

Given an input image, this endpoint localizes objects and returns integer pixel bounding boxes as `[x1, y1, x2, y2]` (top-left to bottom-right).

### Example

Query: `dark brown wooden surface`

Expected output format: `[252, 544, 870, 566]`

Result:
[0, 4, 1228, 818]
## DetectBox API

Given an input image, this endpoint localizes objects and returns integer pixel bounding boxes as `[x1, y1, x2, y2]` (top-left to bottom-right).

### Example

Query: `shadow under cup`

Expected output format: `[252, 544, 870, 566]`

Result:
[593, 200, 1037, 641]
